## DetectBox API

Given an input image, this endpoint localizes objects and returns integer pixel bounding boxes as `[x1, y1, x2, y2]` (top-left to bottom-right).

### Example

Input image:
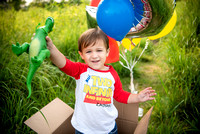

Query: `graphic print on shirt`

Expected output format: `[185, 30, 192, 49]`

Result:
[85, 75, 91, 83]
[83, 75, 113, 104]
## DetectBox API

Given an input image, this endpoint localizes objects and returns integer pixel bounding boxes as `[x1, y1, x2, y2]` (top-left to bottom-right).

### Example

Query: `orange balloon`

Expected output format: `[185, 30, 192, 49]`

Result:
[105, 36, 119, 64]
[90, 0, 101, 7]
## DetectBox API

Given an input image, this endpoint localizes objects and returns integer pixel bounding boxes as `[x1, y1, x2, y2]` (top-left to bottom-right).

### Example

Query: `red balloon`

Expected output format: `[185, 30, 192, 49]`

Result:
[105, 36, 119, 64]
[90, 0, 101, 7]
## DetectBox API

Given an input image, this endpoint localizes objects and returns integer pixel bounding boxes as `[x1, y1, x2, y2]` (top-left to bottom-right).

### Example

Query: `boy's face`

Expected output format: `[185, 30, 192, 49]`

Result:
[79, 40, 110, 71]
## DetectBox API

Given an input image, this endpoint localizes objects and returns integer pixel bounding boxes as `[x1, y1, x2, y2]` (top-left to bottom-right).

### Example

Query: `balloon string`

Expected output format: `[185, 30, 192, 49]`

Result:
[119, 39, 149, 93]
[129, 38, 136, 47]
[133, 39, 149, 67]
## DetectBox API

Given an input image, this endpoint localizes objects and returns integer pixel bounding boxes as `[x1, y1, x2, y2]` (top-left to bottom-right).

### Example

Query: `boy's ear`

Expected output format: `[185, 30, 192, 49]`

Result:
[78, 51, 84, 59]
[106, 48, 110, 57]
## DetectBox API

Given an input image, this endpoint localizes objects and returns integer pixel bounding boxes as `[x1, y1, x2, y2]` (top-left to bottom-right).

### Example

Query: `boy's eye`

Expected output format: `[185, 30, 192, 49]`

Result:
[86, 51, 91, 53]
[97, 49, 102, 52]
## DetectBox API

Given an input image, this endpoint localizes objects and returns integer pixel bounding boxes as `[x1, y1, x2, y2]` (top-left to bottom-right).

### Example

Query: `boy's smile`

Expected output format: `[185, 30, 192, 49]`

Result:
[79, 40, 110, 71]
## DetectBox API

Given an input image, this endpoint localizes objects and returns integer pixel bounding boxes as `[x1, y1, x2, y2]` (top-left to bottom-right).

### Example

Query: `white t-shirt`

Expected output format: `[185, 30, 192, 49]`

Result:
[60, 58, 130, 134]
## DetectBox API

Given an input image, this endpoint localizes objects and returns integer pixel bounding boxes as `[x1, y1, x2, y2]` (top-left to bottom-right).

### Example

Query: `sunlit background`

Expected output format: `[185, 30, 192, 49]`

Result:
[0, 0, 199, 133]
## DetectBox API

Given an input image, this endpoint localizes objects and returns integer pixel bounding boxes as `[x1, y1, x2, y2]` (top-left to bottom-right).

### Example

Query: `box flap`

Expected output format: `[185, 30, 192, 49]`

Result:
[116, 118, 138, 134]
[24, 98, 74, 134]
[134, 107, 154, 134]
[114, 100, 139, 122]
[114, 100, 139, 134]
[24, 98, 152, 134]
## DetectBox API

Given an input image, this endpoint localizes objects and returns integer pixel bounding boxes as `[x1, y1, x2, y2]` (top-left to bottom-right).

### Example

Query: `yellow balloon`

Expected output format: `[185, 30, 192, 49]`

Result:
[132, 38, 141, 45]
[148, 10, 177, 40]
[121, 38, 141, 51]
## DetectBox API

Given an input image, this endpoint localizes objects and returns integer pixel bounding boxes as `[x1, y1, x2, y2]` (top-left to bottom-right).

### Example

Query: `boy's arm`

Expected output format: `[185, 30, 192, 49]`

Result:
[127, 87, 156, 104]
[46, 36, 66, 68]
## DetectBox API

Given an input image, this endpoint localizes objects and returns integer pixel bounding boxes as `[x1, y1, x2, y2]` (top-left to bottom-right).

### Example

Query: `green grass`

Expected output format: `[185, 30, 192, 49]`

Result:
[132, 0, 200, 133]
[0, 0, 200, 133]
[0, 2, 88, 133]
[119, 0, 200, 133]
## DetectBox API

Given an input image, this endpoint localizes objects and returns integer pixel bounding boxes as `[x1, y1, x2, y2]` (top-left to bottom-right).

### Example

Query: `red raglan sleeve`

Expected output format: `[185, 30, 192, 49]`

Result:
[59, 57, 87, 80]
[111, 67, 131, 104]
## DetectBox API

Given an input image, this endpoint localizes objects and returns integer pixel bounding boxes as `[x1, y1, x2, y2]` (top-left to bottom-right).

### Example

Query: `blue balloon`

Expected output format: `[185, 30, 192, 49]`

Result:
[96, 0, 135, 41]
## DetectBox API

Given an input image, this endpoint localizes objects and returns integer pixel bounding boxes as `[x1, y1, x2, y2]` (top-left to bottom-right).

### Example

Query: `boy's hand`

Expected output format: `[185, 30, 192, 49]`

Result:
[45, 36, 55, 51]
[138, 87, 156, 102]
[31, 33, 54, 51]
[45, 36, 66, 68]
[127, 87, 156, 104]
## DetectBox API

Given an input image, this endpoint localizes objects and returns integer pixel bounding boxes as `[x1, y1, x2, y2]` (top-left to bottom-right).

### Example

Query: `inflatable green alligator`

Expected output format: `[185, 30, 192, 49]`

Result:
[12, 17, 54, 98]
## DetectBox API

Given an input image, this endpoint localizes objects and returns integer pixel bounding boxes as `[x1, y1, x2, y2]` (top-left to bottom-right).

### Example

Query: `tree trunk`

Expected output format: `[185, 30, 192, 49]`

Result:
[129, 70, 137, 94]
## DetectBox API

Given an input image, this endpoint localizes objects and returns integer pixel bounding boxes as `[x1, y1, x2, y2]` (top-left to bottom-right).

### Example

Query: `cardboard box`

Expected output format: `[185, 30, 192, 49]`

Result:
[25, 98, 153, 134]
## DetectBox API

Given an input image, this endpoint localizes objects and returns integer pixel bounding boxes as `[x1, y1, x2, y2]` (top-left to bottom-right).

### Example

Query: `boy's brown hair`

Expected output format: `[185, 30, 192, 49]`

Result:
[78, 28, 109, 52]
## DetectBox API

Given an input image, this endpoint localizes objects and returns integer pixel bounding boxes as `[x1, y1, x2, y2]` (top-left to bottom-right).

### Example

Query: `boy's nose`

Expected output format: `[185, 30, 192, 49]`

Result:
[91, 52, 98, 58]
